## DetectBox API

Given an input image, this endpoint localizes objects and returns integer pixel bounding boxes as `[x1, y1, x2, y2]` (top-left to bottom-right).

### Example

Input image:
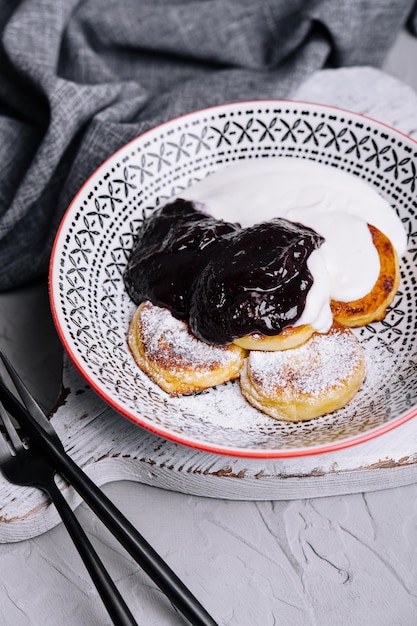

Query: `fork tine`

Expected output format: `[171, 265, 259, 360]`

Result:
[0, 407, 139, 626]
[0, 349, 57, 439]
[0, 401, 23, 454]
[0, 417, 12, 465]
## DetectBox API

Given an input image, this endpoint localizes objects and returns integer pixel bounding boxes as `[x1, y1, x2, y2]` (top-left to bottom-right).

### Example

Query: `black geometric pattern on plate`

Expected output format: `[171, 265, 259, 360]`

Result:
[54, 102, 417, 454]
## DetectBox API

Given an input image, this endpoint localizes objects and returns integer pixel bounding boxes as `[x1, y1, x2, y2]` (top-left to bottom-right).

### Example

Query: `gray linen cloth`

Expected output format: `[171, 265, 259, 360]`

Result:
[1, 0, 416, 290]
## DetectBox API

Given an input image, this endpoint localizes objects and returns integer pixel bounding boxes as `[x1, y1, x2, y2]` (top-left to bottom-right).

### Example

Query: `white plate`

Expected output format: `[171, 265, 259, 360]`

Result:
[49, 100, 417, 458]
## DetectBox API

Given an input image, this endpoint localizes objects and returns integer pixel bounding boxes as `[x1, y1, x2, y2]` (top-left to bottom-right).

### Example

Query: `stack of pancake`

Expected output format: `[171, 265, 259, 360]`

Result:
[127, 222, 399, 422]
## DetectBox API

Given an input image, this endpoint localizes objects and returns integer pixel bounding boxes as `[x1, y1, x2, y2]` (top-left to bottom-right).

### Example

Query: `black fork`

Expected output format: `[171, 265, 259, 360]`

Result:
[0, 400, 139, 625]
[0, 349, 218, 626]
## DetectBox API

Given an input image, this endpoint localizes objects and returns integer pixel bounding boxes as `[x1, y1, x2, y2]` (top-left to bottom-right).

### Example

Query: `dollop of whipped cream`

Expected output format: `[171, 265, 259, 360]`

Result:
[180, 158, 407, 334]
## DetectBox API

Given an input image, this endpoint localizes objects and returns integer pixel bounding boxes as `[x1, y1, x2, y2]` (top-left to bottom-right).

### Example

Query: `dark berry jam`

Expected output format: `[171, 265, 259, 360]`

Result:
[123, 198, 239, 319]
[124, 199, 324, 345]
[189, 218, 324, 344]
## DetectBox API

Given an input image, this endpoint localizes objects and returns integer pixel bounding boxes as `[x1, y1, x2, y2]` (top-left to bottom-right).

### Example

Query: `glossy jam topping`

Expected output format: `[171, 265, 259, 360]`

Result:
[123, 199, 324, 344]
[189, 218, 324, 344]
[123, 198, 239, 319]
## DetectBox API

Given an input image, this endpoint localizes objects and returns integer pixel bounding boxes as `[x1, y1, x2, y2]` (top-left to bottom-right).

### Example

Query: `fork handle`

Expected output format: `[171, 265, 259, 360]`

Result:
[42, 475, 138, 626]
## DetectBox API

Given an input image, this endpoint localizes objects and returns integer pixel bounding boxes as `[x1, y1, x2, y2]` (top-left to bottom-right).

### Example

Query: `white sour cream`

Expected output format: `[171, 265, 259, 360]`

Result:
[180, 158, 407, 334]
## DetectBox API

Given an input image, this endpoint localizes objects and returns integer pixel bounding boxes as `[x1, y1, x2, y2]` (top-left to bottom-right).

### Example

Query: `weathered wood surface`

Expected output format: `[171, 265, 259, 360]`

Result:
[1, 66, 417, 544]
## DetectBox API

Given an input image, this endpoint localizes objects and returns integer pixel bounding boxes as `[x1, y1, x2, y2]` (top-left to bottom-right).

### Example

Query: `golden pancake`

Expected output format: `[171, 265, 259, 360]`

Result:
[233, 324, 315, 351]
[240, 322, 366, 422]
[128, 301, 247, 395]
[331, 224, 400, 327]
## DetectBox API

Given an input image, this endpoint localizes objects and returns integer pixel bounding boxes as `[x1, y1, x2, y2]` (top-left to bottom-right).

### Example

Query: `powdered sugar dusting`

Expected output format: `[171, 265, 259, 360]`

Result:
[123, 294, 407, 443]
[139, 301, 241, 371]
[247, 326, 364, 398]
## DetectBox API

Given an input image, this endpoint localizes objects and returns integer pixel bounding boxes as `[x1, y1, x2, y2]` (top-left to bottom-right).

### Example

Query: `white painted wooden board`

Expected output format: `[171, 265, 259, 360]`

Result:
[1, 67, 417, 543]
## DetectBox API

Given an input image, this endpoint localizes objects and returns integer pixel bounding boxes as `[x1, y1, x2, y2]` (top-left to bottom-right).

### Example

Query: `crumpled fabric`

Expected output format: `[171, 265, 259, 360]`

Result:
[0, 0, 416, 290]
